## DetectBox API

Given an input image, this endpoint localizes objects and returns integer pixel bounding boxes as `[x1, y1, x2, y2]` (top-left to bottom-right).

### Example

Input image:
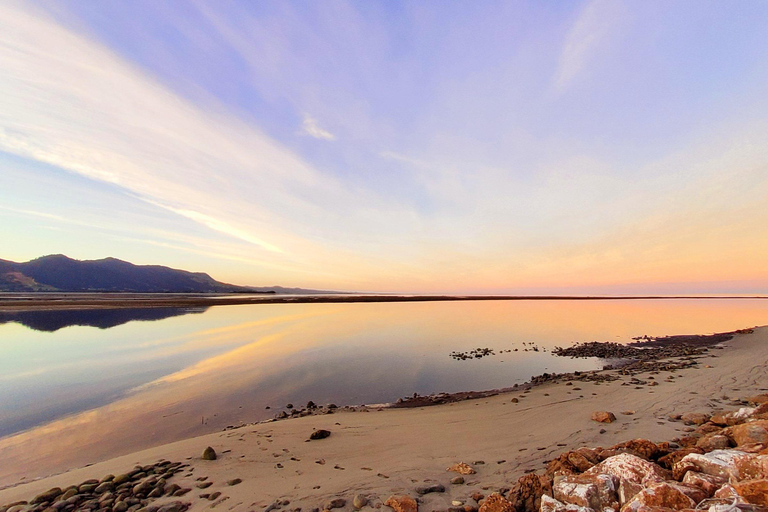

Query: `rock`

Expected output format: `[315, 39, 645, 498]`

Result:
[208, 492, 221, 501]
[353, 495, 368, 509]
[60, 489, 78, 501]
[566, 452, 596, 472]
[310, 429, 331, 440]
[226, 478, 242, 486]
[202, 447, 217, 460]
[32, 488, 63, 505]
[165, 484, 181, 496]
[713, 484, 748, 503]
[695, 434, 731, 452]
[732, 454, 768, 480]
[731, 479, 768, 505]
[553, 473, 618, 511]
[196, 482, 213, 489]
[617, 480, 644, 506]
[447, 463, 476, 475]
[539, 496, 593, 512]
[451, 476, 465, 485]
[610, 440, 660, 461]
[730, 421, 768, 446]
[113, 474, 134, 486]
[478, 493, 514, 512]
[747, 394, 768, 405]
[384, 496, 417, 512]
[584, 454, 670, 486]
[507, 473, 551, 512]
[657, 448, 703, 470]
[675, 449, 742, 479]
[619, 482, 696, 512]
[681, 471, 725, 496]
[156, 502, 188, 512]
[325, 499, 346, 510]
[114, 501, 129, 512]
[591, 411, 616, 423]
[94, 482, 114, 494]
[415, 484, 445, 495]
[680, 413, 709, 426]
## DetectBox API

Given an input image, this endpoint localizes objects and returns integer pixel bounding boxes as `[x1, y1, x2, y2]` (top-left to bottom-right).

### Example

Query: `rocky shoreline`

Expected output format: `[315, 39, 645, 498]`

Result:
[3, 327, 766, 512]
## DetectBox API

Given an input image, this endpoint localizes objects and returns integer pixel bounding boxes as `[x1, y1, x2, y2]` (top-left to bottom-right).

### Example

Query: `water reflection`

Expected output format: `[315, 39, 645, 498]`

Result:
[0, 306, 207, 332]
[0, 299, 766, 485]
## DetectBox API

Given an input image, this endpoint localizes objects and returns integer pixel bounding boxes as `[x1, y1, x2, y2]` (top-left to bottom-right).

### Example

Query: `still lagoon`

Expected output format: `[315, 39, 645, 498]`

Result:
[1, 298, 767, 484]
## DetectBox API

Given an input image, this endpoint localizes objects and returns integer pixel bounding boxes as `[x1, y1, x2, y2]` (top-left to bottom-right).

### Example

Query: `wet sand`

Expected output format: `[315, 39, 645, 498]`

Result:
[1, 326, 766, 512]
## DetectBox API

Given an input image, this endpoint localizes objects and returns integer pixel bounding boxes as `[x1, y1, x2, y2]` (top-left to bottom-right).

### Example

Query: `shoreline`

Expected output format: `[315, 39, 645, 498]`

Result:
[1, 325, 765, 508]
[0, 293, 767, 311]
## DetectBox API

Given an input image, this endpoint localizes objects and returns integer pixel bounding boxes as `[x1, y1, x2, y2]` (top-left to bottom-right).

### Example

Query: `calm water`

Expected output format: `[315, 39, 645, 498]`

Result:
[1, 298, 767, 484]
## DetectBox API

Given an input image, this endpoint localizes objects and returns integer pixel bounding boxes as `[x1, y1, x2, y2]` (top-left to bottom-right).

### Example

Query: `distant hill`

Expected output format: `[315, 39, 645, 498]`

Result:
[0, 255, 279, 293]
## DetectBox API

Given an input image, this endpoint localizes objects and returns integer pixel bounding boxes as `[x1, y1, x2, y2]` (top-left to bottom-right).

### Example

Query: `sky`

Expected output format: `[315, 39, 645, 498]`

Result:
[1, 0, 768, 294]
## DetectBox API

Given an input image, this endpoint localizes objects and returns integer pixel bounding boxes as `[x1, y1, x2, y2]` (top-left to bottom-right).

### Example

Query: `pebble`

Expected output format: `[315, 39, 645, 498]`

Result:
[353, 494, 368, 509]
[227, 478, 242, 486]
[451, 476, 465, 485]
[202, 447, 217, 460]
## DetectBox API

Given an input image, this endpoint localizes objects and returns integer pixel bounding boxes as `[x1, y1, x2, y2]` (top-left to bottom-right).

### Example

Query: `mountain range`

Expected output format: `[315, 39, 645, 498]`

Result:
[0, 254, 322, 293]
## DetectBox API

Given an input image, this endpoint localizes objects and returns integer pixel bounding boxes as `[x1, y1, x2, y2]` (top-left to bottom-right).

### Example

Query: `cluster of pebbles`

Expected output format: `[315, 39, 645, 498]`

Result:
[0, 461, 191, 512]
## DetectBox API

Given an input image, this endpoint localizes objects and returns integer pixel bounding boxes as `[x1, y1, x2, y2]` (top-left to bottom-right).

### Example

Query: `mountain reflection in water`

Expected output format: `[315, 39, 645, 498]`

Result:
[0, 307, 208, 332]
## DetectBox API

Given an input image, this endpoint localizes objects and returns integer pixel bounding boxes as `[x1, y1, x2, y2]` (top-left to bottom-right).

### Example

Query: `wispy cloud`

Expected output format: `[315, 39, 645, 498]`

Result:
[300, 114, 335, 141]
[554, 0, 625, 92]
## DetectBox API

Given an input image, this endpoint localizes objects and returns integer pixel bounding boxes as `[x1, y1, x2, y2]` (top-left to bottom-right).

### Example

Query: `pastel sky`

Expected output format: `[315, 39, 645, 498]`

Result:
[1, 0, 768, 294]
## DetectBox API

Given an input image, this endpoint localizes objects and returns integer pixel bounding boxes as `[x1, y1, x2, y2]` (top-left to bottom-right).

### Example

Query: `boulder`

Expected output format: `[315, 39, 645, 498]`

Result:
[619, 482, 696, 512]
[591, 412, 616, 423]
[618, 480, 645, 506]
[507, 473, 551, 512]
[553, 473, 618, 511]
[610, 440, 660, 461]
[732, 454, 768, 481]
[567, 452, 597, 473]
[584, 454, 671, 486]
[539, 495, 594, 512]
[730, 421, 768, 446]
[478, 493, 515, 512]
[657, 448, 703, 470]
[447, 462, 476, 475]
[385, 495, 418, 512]
[681, 471, 725, 496]
[731, 479, 768, 506]
[674, 450, 743, 480]
[695, 434, 731, 452]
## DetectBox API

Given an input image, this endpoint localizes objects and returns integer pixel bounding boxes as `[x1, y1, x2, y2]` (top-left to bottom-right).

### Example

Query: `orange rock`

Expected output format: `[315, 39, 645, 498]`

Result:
[385, 495, 418, 512]
[553, 473, 618, 510]
[447, 462, 476, 475]
[619, 482, 696, 512]
[539, 495, 593, 512]
[731, 479, 768, 506]
[657, 448, 703, 470]
[591, 411, 616, 423]
[731, 421, 768, 446]
[610, 440, 660, 460]
[585, 453, 670, 486]
[478, 493, 514, 512]
[746, 394, 768, 405]
[733, 454, 768, 481]
[567, 451, 597, 472]
[675, 450, 742, 480]
[508, 473, 551, 512]
[681, 471, 725, 496]
[695, 433, 731, 452]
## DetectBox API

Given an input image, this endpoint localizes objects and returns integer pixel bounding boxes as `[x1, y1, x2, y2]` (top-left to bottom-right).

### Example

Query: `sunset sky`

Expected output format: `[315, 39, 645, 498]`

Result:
[1, 0, 767, 294]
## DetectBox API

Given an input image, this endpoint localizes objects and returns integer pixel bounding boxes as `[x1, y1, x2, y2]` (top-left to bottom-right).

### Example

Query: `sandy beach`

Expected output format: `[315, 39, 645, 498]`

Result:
[2, 325, 766, 512]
